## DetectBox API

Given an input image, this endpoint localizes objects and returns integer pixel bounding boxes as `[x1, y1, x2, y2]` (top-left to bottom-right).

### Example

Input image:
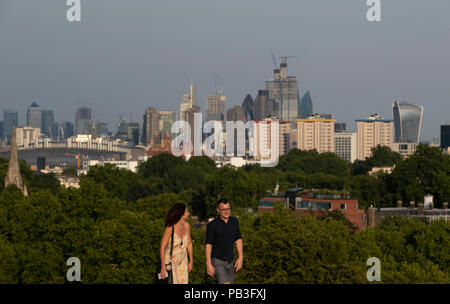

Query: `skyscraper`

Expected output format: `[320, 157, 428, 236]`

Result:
[254, 89, 273, 120]
[142, 107, 160, 146]
[91, 121, 108, 138]
[183, 105, 201, 153]
[75, 106, 92, 135]
[226, 106, 246, 156]
[116, 119, 139, 145]
[3, 110, 19, 141]
[241, 94, 254, 121]
[226, 106, 245, 122]
[0, 121, 3, 140]
[27, 102, 41, 129]
[356, 114, 394, 160]
[158, 110, 177, 139]
[299, 91, 313, 119]
[206, 95, 226, 121]
[180, 83, 197, 120]
[441, 124, 450, 151]
[41, 110, 55, 138]
[58, 121, 74, 141]
[265, 57, 300, 121]
[334, 123, 346, 133]
[392, 101, 424, 143]
[128, 123, 140, 146]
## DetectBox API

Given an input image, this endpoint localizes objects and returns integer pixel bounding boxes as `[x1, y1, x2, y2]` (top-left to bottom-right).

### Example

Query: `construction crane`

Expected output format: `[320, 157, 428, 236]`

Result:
[211, 73, 223, 96]
[59, 125, 65, 142]
[65, 152, 85, 170]
[270, 51, 278, 69]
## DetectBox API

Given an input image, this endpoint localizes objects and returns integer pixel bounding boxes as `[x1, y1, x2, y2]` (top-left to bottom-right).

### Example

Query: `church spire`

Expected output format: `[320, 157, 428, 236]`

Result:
[4, 127, 28, 196]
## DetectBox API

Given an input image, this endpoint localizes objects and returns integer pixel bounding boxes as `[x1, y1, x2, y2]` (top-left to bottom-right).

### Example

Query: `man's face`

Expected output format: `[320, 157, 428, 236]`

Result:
[217, 202, 231, 220]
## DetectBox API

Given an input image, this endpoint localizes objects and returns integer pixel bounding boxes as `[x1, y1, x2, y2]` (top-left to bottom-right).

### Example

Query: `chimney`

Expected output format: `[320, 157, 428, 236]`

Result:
[368, 207, 377, 227]
[410, 201, 415, 209]
[396, 200, 403, 208]
[418, 203, 424, 216]
[443, 202, 448, 209]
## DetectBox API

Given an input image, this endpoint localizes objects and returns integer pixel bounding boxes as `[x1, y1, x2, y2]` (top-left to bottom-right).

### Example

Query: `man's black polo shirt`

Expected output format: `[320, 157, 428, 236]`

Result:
[206, 216, 242, 263]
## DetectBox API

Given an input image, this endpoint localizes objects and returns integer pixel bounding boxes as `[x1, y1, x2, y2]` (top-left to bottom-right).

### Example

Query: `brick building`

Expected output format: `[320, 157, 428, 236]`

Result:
[258, 190, 366, 231]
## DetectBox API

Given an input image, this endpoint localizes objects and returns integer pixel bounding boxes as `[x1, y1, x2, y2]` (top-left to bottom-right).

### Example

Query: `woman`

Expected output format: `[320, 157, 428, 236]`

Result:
[159, 203, 193, 284]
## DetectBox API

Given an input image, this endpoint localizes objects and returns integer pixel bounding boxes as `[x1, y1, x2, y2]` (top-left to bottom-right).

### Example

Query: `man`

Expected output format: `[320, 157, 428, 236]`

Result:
[205, 199, 243, 284]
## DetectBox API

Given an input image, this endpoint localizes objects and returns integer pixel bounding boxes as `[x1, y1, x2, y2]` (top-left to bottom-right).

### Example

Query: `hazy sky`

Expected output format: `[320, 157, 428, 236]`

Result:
[1, 0, 449, 140]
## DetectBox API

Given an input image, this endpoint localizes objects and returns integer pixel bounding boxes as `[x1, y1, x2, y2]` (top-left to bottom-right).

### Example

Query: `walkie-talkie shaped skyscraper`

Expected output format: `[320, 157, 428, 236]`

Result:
[392, 101, 424, 143]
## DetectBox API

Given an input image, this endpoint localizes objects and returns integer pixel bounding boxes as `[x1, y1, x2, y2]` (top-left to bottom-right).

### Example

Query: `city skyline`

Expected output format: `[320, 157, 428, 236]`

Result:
[1, 1, 449, 141]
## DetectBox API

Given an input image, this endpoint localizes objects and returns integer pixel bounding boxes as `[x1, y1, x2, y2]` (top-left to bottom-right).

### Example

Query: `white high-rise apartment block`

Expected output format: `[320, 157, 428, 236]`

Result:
[334, 132, 357, 163]
[16, 126, 41, 148]
[356, 114, 394, 160]
[251, 119, 291, 161]
[295, 115, 336, 153]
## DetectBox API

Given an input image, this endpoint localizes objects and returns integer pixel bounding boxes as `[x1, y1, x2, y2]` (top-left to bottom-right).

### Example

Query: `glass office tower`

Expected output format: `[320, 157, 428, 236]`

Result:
[3, 110, 19, 140]
[265, 60, 300, 121]
[299, 90, 313, 119]
[392, 101, 424, 143]
[441, 124, 450, 150]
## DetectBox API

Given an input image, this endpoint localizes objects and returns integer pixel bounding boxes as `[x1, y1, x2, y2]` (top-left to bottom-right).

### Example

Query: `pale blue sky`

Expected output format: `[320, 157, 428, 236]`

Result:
[0, 0, 449, 140]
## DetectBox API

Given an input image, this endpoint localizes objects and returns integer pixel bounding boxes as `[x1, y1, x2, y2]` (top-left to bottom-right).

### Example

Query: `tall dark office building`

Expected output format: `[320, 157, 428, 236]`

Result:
[265, 58, 300, 121]
[241, 94, 254, 121]
[254, 89, 273, 120]
[142, 107, 160, 146]
[226, 106, 245, 122]
[299, 91, 313, 119]
[0, 121, 3, 140]
[128, 123, 140, 146]
[41, 110, 55, 138]
[27, 102, 41, 129]
[392, 101, 424, 143]
[335, 123, 346, 133]
[441, 125, 450, 150]
[75, 106, 92, 135]
[3, 110, 19, 141]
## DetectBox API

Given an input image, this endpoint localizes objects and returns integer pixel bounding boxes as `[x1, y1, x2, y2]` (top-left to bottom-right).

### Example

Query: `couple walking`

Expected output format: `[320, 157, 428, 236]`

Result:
[159, 199, 243, 284]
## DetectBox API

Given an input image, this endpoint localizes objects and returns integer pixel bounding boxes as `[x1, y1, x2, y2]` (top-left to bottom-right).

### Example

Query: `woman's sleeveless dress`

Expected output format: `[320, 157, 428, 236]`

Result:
[164, 232, 189, 284]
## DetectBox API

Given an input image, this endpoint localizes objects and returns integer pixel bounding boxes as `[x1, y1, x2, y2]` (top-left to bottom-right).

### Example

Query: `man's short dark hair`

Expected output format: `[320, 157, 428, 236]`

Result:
[217, 199, 231, 207]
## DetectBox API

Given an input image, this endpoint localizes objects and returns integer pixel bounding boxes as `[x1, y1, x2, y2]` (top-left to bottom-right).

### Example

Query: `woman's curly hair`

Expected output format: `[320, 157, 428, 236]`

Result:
[165, 203, 187, 227]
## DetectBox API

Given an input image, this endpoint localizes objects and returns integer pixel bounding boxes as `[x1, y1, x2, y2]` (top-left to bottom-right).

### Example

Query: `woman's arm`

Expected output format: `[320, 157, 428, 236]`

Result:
[186, 222, 194, 272]
[160, 226, 171, 268]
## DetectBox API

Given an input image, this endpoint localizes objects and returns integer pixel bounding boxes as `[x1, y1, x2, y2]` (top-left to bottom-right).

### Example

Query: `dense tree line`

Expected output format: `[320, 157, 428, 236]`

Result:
[0, 144, 449, 283]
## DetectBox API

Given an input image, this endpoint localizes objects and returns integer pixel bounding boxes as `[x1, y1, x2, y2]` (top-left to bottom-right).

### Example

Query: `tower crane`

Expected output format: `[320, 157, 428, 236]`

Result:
[65, 152, 86, 170]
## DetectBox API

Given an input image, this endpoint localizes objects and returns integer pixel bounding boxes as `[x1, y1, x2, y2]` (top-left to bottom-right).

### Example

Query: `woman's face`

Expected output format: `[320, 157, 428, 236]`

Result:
[182, 208, 189, 220]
